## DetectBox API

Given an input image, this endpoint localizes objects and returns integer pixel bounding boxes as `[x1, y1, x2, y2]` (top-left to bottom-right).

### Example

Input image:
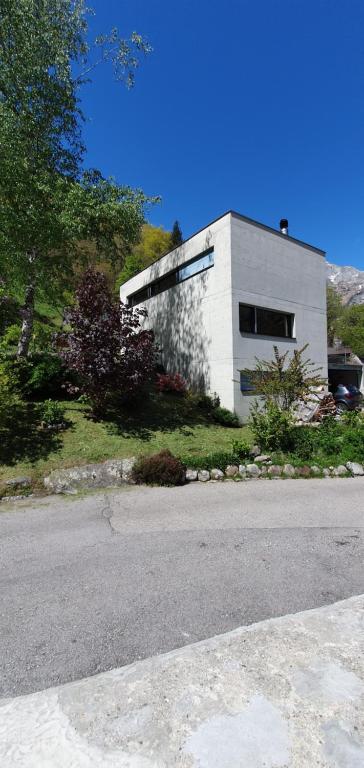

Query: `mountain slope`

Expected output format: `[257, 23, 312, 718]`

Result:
[326, 262, 364, 305]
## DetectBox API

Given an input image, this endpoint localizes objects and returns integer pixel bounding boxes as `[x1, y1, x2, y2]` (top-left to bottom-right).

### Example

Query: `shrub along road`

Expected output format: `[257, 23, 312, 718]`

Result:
[0, 478, 363, 698]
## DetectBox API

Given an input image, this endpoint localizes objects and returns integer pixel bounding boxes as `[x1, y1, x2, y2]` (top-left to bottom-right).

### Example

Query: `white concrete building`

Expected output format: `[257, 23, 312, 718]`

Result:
[120, 212, 327, 422]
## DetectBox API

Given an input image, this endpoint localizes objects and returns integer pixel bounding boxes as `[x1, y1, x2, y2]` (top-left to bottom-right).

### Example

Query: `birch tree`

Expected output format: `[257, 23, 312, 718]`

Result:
[0, 0, 152, 355]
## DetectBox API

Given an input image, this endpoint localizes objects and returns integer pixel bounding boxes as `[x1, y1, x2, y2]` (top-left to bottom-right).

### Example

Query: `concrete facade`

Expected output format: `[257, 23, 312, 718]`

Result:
[120, 212, 327, 422]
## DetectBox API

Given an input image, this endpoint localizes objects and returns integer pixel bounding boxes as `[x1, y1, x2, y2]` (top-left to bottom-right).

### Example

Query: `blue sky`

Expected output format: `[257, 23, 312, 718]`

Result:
[81, 1, 364, 269]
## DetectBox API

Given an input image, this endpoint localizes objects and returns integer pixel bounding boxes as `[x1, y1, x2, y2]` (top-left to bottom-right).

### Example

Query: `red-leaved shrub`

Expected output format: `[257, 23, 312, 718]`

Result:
[132, 450, 186, 486]
[60, 268, 156, 415]
[156, 373, 187, 394]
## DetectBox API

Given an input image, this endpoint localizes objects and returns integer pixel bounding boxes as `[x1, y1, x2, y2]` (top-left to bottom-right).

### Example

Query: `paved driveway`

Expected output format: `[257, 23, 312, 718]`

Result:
[1, 478, 363, 697]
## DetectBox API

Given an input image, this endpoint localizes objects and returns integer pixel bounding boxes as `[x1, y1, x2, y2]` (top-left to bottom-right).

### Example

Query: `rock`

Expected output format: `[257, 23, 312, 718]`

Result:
[346, 462, 364, 476]
[198, 470, 210, 482]
[250, 445, 261, 458]
[210, 468, 224, 481]
[185, 468, 198, 482]
[238, 465, 247, 478]
[297, 466, 311, 478]
[5, 476, 31, 489]
[283, 464, 296, 478]
[225, 465, 239, 478]
[121, 458, 136, 483]
[44, 458, 136, 494]
[259, 465, 268, 476]
[268, 465, 282, 477]
[254, 455, 271, 463]
[246, 464, 261, 478]
[323, 468, 332, 478]
[332, 465, 349, 477]
[310, 465, 321, 475]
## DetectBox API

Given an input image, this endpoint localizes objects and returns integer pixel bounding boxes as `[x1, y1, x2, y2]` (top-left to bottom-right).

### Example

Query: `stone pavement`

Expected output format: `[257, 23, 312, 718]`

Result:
[1, 595, 363, 767]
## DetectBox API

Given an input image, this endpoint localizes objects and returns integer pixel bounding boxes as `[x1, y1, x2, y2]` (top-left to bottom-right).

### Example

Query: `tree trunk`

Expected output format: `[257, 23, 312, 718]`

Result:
[17, 251, 36, 358]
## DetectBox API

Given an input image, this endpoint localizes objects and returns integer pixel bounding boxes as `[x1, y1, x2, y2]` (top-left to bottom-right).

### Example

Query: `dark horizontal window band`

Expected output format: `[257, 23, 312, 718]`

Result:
[128, 247, 214, 307]
[239, 302, 294, 339]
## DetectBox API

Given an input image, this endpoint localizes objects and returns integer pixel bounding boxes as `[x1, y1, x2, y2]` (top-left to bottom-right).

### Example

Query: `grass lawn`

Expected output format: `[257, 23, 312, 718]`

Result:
[0, 393, 251, 488]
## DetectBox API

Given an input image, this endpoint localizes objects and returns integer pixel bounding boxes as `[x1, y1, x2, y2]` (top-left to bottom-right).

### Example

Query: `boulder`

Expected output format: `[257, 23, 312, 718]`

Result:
[198, 470, 210, 482]
[185, 468, 198, 482]
[254, 455, 271, 464]
[5, 476, 31, 489]
[310, 465, 321, 476]
[246, 464, 261, 478]
[323, 468, 332, 478]
[259, 465, 268, 476]
[282, 464, 296, 478]
[268, 465, 282, 478]
[238, 464, 247, 478]
[225, 465, 239, 478]
[332, 465, 349, 477]
[250, 445, 261, 458]
[44, 458, 136, 494]
[346, 462, 364, 476]
[210, 468, 224, 481]
[296, 466, 311, 478]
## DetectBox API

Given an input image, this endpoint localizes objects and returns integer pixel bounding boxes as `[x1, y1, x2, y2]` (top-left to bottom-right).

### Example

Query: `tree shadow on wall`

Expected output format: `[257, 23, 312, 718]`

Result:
[107, 232, 215, 442]
[147, 235, 212, 391]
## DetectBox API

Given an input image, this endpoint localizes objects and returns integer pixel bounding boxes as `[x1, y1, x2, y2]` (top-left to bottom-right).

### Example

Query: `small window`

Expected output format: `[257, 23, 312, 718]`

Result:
[178, 248, 214, 282]
[239, 303, 294, 339]
[129, 286, 149, 307]
[151, 271, 177, 297]
[240, 371, 255, 394]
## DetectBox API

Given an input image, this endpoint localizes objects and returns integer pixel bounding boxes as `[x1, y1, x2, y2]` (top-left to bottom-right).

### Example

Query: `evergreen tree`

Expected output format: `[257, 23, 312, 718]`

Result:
[170, 221, 183, 248]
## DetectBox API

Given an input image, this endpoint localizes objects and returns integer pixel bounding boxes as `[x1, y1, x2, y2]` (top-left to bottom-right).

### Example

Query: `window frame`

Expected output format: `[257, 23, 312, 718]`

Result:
[239, 302, 295, 339]
[128, 246, 214, 307]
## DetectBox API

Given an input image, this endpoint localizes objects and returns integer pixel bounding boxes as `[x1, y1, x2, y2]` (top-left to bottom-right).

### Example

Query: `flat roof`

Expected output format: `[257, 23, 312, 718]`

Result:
[121, 210, 326, 287]
[230, 211, 326, 256]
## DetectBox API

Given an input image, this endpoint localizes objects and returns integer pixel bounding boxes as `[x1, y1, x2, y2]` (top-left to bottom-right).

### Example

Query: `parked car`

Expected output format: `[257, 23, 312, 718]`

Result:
[332, 384, 363, 413]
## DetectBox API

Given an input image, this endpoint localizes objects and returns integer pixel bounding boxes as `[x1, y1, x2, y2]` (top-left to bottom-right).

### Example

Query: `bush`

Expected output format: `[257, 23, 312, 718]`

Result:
[0, 365, 25, 436]
[187, 391, 220, 411]
[212, 406, 240, 428]
[249, 344, 325, 411]
[231, 438, 251, 459]
[0, 323, 20, 352]
[180, 450, 241, 471]
[156, 373, 187, 394]
[250, 402, 293, 452]
[61, 268, 156, 416]
[132, 450, 186, 486]
[38, 399, 66, 427]
[288, 426, 316, 460]
[0, 353, 73, 399]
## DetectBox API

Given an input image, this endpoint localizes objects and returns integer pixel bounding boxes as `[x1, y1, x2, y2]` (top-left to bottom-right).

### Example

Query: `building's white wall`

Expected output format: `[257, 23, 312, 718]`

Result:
[120, 213, 235, 409]
[230, 216, 328, 422]
[120, 213, 328, 424]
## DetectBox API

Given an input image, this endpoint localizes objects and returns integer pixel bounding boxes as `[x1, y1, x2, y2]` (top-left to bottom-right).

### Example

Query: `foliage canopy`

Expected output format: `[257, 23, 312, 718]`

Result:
[0, 0, 153, 355]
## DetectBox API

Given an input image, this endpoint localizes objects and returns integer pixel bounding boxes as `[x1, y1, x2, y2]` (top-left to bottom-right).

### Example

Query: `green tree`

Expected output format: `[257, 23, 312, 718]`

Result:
[337, 305, 364, 357]
[118, 223, 172, 284]
[0, 0, 153, 356]
[327, 284, 343, 345]
[170, 220, 183, 248]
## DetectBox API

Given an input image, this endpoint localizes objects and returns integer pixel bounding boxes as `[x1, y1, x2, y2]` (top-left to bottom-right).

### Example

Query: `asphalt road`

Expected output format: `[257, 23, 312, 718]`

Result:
[1, 478, 363, 698]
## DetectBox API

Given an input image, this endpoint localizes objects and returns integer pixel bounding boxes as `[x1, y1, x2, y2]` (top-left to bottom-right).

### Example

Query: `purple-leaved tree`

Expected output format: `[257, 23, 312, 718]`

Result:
[60, 269, 155, 416]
